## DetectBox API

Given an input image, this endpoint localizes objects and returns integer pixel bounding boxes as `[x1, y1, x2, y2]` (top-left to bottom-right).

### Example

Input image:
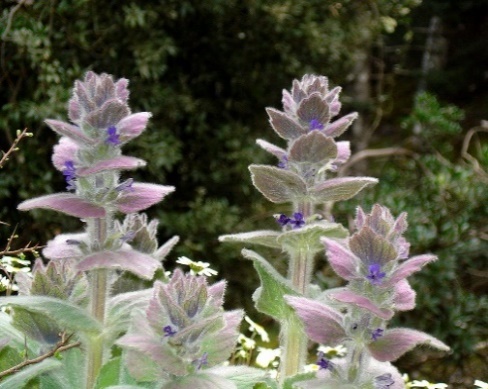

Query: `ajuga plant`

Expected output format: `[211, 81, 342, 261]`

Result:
[220, 75, 450, 388]
[0, 72, 451, 389]
[0, 72, 269, 389]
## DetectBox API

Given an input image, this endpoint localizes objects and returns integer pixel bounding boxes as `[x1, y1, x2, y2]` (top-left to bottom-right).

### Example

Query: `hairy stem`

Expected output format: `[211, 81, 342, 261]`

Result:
[85, 218, 109, 389]
[279, 200, 315, 383]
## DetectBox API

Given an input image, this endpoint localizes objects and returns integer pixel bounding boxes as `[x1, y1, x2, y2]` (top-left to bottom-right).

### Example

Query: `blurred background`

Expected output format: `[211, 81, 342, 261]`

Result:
[1, 0, 487, 385]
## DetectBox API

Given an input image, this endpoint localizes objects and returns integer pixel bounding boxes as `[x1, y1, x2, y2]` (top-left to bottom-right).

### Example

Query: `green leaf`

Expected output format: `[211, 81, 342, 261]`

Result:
[209, 366, 278, 389]
[0, 358, 62, 389]
[282, 372, 316, 389]
[219, 230, 281, 249]
[241, 249, 298, 321]
[249, 165, 307, 203]
[105, 289, 153, 344]
[277, 222, 348, 254]
[95, 357, 122, 388]
[0, 296, 102, 335]
[0, 312, 39, 352]
[161, 373, 236, 389]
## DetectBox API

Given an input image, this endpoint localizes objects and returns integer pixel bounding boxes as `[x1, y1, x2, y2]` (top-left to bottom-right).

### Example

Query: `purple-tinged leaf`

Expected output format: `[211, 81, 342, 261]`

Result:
[201, 310, 243, 366]
[321, 237, 359, 281]
[331, 290, 394, 320]
[310, 177, 378, 203]
[266, 108, 307, 140]
[324, 112, 357, 138]
[208, 280, 226, 308]
[285, 296, 346, 345]
[172, 312, 223, 346]
[289, 132, 337, 164]
[154, 235, 180, 261]
[85, 99, 130, 129]
[45, 119, 94, 145]
[106, 288, 153, 342]
[52, 137, 79, 171]
[296, 93, 330, 124]
[42, 232, 86, 260]
[115, 77, 130, 101]
[18, 193, 106, 218]
[74, 79, 96, 113]
[325, 86, 341, 104]
[368, 328, 450, 362]
[219, 230, 281, 249]
[331, 141, 351, 169]
[68, 98, 81, 123]
[349, 227, 398, 266]
[117, 315, 186, 377]
[256, 139, 287, 160]
[355, 206, 367, 229]
[249, 165, 307, 203]
[117, 112, 152, 141]
[386, 255, 437, 286]
[156, 283, 192, 329]
[282, 89, 296, 114]
[77, 156, 146, 176]
[116, 183, 175, 213]
[77, 249, 161, 279]
[393, 279, 416, 311]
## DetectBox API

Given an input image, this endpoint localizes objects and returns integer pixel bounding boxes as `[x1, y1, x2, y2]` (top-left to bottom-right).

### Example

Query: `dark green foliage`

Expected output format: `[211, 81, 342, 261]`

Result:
[1, 0, 487, 383]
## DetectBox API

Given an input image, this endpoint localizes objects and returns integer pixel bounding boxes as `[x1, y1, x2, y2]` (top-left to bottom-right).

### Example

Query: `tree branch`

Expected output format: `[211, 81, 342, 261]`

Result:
[338, 147, 416, 176]
[0, 332, 81, 379]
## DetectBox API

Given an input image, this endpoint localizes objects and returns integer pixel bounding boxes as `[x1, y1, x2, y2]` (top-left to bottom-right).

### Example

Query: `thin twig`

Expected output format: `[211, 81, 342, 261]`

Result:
[461, 125, 488, 182]
[338, 147, 416, 176]
[0, 128, 32, 169]
[0, 333, 81, 379]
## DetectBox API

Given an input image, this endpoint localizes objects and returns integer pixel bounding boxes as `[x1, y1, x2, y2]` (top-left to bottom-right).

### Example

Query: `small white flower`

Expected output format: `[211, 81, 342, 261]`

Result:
[304, 363, 320, 372]
[238, 334, 256, 351]
[244, 315, 270, 342]
[317, 344, 347, 358]
[176, 256, 218, 276]
[475, 381, 488, 389]
[1, 256, 31, 273]
[0, 276, 18, 292]
[255, 347, 280, 368]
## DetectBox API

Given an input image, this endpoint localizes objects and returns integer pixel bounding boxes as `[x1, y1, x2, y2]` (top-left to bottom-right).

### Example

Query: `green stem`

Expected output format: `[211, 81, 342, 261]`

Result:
[347, 345, 365, 383]
[85, 218, 109, 389]
[279, 200, 315, 384]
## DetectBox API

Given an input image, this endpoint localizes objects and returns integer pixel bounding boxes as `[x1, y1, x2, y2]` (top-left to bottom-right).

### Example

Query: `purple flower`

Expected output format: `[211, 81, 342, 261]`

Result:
[374, 373, 395, 389]
[278, 155, 288, 169]
[290, 212, 305, 229]
[105, 125, 120, 145]
[276, 214, 291, 227]
[192, 352, 208, 370]
[62, 160, 76, 191]
[115, 178, 135, 192]
[163, 325, 177, 337]
[366, 263, 386, 285]
[275, 213, 305, 229]
[316, 352, 332, 370]
[371, 328, 384, 341]
[309, 119, 324, 131]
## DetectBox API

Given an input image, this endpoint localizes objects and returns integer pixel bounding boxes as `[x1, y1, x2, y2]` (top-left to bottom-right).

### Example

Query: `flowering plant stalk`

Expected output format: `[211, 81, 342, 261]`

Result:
[0, 72, 267, 389]
[0, 72, 452, 389]
[221, 75, 450, 388]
